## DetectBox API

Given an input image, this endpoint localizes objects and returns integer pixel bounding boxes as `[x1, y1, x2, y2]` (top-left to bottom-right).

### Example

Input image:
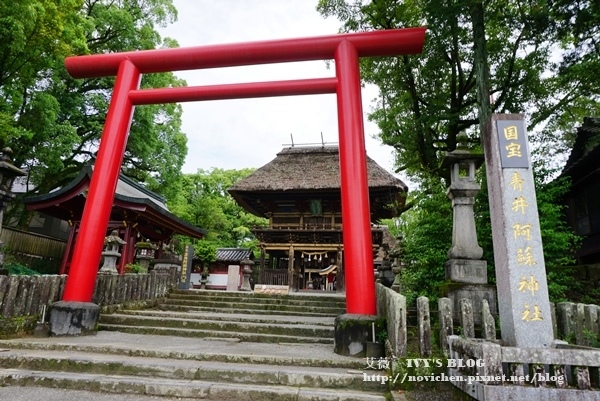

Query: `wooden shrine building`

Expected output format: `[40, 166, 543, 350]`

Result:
[228, 146, 407, 291]
[23, 165, 206, 274]
[561, 117, 600, 264]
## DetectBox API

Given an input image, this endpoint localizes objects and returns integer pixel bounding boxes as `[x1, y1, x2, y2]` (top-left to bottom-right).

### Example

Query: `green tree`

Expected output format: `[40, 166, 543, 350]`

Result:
[319, 0, 593, 302]
[169, 168, 268, 249]
[534, 176, 581, 302]
[0, 0, 87, 151]
[193, 240, 217, 271]
[1, 0, 186, 226]
[395, 179, 452, 304]
[317, 0, 600, 181]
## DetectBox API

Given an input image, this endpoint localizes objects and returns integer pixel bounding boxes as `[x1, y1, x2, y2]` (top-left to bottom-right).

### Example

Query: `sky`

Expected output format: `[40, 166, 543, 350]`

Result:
[156, 0, 405, 183]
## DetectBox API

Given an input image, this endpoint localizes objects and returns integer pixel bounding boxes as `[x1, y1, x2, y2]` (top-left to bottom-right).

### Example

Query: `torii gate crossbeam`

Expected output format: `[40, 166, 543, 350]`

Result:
[62, 28, 426, 315]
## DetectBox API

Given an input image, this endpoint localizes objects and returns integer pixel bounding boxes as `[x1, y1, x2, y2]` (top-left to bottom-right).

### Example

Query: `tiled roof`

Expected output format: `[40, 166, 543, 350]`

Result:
[216, 248, 252, 262]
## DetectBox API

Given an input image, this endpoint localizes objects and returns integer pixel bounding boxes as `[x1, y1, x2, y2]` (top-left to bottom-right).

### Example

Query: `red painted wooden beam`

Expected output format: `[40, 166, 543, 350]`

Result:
[128, 78, 338, 105]
[66, 28, 426, 78]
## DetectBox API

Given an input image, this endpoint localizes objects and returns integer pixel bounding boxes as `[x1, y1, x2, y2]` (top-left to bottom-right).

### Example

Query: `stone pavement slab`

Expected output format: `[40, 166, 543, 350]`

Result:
[0, 386, 196, 401]
[0, 331, 366, 368]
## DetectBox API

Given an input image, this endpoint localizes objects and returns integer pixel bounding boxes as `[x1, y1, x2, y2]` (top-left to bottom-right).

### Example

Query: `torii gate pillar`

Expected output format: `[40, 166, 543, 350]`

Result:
[58, 28, 426, 324]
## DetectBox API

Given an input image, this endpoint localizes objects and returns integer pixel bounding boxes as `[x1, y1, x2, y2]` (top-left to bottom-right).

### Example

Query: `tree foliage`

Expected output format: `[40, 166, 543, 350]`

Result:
[169, 168, 268, 250]
[396, 172, 580, 303]
[193, 240, 217, 269]
[318, 0, 597, 302]
[1, 0, 187, 226]
[0, 0, 87, 153]
[395, 179, 452, 304]
[318, 0, 600, 181]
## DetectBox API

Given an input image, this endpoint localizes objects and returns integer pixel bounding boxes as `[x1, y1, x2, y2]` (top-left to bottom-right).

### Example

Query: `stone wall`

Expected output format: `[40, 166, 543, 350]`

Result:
[0, 270, 178, 319]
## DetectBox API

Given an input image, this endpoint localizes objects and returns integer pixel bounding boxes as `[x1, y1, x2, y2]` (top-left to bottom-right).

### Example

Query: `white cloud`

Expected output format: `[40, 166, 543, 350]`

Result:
[157, 0, 403, 185]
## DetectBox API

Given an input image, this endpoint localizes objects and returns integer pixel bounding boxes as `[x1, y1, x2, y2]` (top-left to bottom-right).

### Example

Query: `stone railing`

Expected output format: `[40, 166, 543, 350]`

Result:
[92, 269, 178, 308]
[390, 294, 600, 399]
[0, 269, 178, 319]
[389, 296, 600, 358]
[375, 283, 407, 358]
[448, 335, 600, 397]
[379, 283, 600, 398]
[555, 302, 600, 347]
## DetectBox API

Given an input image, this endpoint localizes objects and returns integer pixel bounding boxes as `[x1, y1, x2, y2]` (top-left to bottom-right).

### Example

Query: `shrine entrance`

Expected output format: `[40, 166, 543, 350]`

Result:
[61, 28, 426, 315]
[227, 145, 408, 293]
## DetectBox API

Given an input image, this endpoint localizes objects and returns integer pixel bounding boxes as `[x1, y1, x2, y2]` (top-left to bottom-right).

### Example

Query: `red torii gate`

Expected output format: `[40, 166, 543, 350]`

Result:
[62, 28, 426, 315]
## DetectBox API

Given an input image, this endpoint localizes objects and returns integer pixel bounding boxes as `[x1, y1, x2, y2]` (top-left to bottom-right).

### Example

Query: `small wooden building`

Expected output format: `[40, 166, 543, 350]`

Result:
[561, 117, 600, 264]
[228, 146, 407, 291]
[191, 248, 254, 290]
[24, 165, 206, 274]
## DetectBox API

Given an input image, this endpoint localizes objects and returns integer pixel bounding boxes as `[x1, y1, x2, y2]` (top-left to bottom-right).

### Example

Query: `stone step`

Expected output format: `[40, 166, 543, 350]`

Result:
[162, 298, 346, 315]
[0, 349, 383, 392]
[0, 369, 386, 401]
[117, 309, 335, 326]
[173, 289, 345, 303]
[169, 291, 347, 308]
[100, 313, 334, 338]
[157, 303, 340, 317]
[99, 323, 334, 344]
[0, 333, 364, 369]
[0, 333, 386, 401]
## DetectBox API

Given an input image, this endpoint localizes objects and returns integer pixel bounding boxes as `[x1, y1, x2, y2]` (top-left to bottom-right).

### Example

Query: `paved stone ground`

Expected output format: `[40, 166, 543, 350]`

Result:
[0, 387, 201, 401]
[405, 389, 453, 401]
[402, 383, 455, 401]
[0, 330, 359, 365]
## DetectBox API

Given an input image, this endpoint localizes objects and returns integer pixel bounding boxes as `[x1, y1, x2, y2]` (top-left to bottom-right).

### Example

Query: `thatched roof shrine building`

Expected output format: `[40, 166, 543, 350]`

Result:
[228, 146, 407, 291]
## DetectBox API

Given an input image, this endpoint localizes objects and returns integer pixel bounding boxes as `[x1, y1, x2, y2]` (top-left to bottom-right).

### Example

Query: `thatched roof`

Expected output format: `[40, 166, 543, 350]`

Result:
[229, 146, 407, 192]
[228, 146, 407, 219]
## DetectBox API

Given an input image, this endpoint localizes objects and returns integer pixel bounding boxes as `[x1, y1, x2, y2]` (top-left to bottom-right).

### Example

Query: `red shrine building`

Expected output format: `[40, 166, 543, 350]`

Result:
[23, 165, 206, 274]
[228, 146, 407, 291]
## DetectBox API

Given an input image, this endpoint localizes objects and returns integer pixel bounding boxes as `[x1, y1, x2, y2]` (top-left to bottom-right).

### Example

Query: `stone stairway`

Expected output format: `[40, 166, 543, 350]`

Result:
[99, 289, 346, 344]
[0, 289, 388, 400]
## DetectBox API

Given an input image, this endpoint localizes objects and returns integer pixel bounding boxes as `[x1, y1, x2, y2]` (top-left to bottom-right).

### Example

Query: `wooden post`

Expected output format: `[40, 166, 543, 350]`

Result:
[259, 246, 265, 273]
[287, 245, 294, 290]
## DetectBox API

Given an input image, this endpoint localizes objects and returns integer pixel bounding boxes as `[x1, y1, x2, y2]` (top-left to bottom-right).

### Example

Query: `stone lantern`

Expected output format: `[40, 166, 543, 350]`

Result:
[134, 241, 158, 273]
[441, 131, 497, 322]
[99, 230, 126, 274]
[390, 260, 402, 293]
[240, 257, 254, 291]
[199, 265, 209, 289]
[441, 131, 485, 265]
[0, 148, 26, 271]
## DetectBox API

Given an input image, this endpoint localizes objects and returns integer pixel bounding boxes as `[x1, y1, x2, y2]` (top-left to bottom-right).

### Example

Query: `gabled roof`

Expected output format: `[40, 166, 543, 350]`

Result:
[24, 165, 206, 240]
